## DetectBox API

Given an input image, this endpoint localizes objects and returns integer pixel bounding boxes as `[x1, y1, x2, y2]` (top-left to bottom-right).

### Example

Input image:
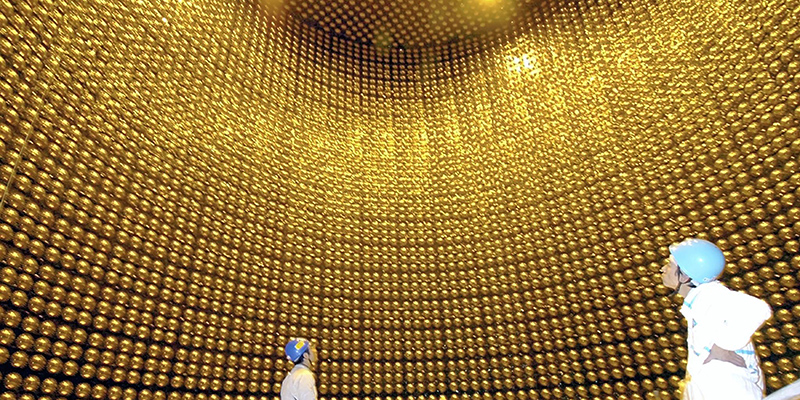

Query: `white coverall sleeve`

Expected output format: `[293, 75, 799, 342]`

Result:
[295, 371, 318, 400]
[713, 290, 772, 351]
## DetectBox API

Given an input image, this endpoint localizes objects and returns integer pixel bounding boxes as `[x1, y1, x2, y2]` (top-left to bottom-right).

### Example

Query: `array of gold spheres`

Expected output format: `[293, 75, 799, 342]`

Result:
[0, 0, 799, 399]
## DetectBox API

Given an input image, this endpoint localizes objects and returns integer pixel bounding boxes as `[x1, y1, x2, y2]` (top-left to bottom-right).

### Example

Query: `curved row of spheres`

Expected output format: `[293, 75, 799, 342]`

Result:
[0, 0, 799, 399]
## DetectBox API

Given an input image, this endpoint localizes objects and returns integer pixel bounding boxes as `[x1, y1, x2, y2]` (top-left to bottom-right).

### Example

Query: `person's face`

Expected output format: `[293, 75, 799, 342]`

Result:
[304, 345, 317, 367]
[661, 257, 681, 289]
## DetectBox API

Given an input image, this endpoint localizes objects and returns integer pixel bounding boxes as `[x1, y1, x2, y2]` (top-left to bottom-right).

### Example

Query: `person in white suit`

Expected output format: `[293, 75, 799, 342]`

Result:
[281, 338, 318, 400]
[661, 238, 772, 400]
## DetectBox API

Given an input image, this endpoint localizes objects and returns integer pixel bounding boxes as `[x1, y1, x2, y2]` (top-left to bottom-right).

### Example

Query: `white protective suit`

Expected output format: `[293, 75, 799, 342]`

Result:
[679, 281, 772, 400]
[281, 364, 317, 400]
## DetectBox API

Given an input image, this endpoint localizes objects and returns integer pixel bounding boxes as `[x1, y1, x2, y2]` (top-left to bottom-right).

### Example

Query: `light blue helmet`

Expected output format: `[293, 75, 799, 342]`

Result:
[285, 338, 310, 363]
[669, 238, 725, 284]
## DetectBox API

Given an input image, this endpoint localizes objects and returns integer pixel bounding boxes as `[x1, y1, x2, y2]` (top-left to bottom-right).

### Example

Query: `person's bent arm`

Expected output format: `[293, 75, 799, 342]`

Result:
[714, 291, 772, 351]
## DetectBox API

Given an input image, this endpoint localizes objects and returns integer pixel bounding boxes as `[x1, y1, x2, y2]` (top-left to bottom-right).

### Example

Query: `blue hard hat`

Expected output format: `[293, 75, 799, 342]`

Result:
[669, 238, 725, 284]
[285, 338, 310, 363]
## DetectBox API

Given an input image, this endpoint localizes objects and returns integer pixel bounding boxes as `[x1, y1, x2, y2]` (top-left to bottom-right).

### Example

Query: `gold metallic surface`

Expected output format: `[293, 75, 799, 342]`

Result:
[0, 0, 798, 399]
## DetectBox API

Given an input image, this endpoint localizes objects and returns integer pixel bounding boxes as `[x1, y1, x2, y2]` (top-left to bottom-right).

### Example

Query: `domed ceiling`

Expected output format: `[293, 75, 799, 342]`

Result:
[260, 0, 532, 48]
